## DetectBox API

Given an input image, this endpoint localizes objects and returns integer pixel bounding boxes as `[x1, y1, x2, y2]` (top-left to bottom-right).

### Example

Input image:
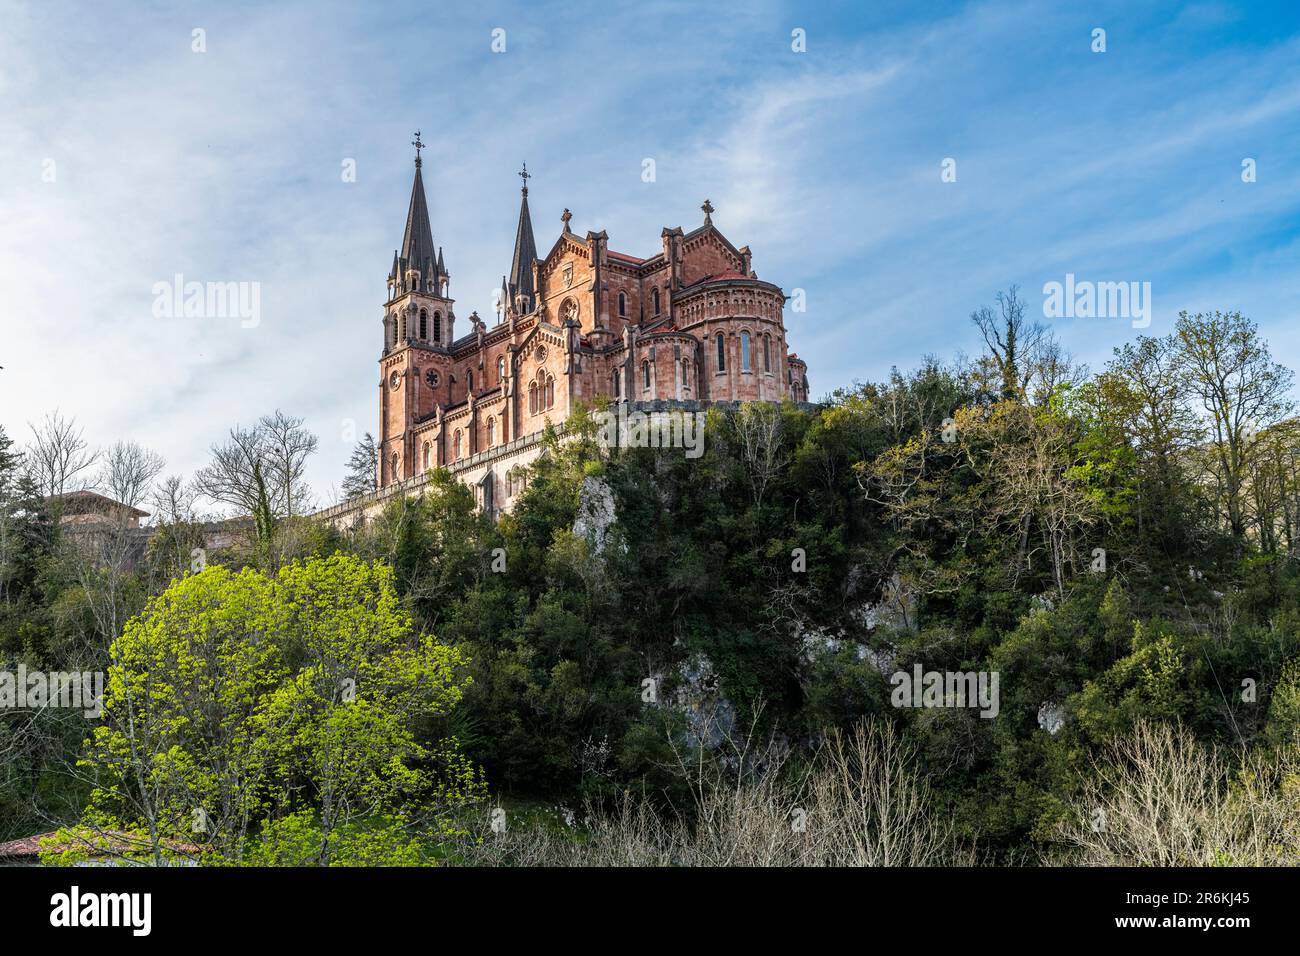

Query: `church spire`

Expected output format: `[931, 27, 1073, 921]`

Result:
[507, 163, 538, 312]
[392, 131, 438, 294]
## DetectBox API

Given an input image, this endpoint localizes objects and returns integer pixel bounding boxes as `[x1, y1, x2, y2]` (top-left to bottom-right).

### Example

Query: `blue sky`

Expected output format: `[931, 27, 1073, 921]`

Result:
[3, 0, 1300, 507]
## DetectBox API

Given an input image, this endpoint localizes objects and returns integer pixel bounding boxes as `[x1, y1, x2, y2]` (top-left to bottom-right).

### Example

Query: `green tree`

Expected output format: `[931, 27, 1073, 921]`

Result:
[49, 553, 483, 866]
[1173, 311, 1294, 545]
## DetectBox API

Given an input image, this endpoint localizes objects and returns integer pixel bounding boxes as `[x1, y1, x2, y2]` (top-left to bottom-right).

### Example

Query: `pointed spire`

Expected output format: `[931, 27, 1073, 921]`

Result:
[392, 133, 436, 292]
[401, 167, 435, 272]
[507, 164, 538, 311]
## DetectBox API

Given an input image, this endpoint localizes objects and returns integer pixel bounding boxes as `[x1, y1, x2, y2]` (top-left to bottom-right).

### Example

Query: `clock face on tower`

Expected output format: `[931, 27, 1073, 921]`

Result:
[426, 369, 439, 387]
[389, 371, 401, 390]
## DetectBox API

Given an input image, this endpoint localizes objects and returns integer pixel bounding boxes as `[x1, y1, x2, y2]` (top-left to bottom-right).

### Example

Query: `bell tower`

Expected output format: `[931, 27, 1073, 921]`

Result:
[379, 132, 455, 487]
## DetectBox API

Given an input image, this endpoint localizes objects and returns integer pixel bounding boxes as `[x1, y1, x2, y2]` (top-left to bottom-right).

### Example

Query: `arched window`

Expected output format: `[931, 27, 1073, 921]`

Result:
[487, 417, 496, 446]
[497, 356, 506, 384]
[652, 288, 660, 315]
[618, 291, 627, 317]
[740, 332, 750, 371]
[422, 442, 431, 470]
[433, 312, 442, 343]
[529, 381, 538, 415]
[613, 369, 621, 398]
[682, 358, 691, 390]
[390, 453, 399, 481]
[419, 308, 428, 340]
[642, 359, 651, 390]
[467, 370, 473, 393]
[764, 334, 771, 372]
[716, 332, 726, 372]
[544, 375, 554, 409]
[452, 430, 462, 460]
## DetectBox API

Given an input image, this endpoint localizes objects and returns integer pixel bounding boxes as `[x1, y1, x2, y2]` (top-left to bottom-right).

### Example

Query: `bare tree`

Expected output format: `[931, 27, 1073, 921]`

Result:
[970, 286, 1048, 402]
[1027, 335, 1086, 405]
[194, 411, 318, 551]
[151, 474, 198, 527]
[732, 403, 784, 507]
[195, 425, 276, 548]
[25, 411, 98, 499]
[1056, 722, 1299, 866]
[65, 440, 165, 647]
[260, 409, 319, 517]
[98, 441, 165, 514]
[147, 474, 207, 585]
[453, 718, 966, 867]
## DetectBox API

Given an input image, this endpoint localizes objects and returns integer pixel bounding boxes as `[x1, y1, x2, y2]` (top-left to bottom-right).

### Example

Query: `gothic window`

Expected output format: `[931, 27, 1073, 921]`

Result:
[390, 453, 399, 481]
[764, 333, 771, 372]
[453, 430, 462, 460]
[544, 374, 554, 409]
[642, 359, 651, 390]
[419, 308, 428, 340]
[613, 369, 621, 398]
[433, 312, 442, 343]
[487, 417, 496, 446]
[716, 332, 726, 372]
[652, 288, 660, 315]
[682, 358, 691, 390]
[422, 442, 431, 471]
[498, 355, 506, 384]
[740, 332, 751, 371]
[467, 370, 474, 393]
[618, 291, 627, 317]
[529, 381, 538, 415]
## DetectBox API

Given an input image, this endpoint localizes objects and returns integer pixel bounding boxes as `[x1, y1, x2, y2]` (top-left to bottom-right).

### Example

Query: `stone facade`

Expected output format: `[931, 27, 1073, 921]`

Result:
[366, 144, 811, 519]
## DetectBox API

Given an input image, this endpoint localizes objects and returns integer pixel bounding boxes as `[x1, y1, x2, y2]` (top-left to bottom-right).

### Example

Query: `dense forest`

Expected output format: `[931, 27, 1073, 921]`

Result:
[2, 299, 1299, 865]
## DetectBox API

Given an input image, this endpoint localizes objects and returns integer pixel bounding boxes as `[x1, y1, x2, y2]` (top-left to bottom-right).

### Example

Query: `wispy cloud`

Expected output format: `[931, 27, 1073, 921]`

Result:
[2, 0, 1299, 506]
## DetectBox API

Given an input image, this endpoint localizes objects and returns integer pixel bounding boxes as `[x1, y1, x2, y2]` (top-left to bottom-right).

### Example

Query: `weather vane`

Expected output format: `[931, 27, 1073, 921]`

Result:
[519, 162, 531, 196]
[411, 130, 424, 167]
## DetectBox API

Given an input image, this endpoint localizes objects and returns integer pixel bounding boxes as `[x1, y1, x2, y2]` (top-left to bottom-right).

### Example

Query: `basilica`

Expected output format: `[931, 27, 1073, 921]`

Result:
[348, 137, 810, 520]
